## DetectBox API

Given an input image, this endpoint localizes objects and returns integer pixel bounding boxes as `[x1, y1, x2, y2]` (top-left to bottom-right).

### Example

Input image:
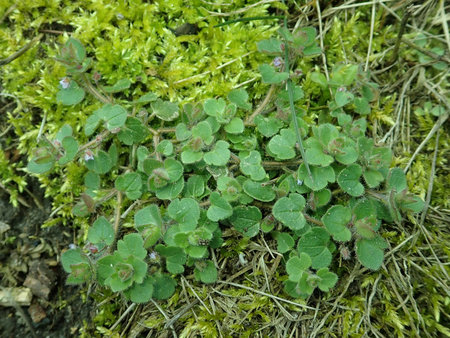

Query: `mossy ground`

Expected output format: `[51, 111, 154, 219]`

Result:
[0, 0, 448, 337]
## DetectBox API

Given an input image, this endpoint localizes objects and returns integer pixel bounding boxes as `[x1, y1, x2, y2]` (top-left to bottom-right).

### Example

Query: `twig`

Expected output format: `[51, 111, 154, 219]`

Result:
[204, 0, 278, 17]
[401, 38, 450, 64]
[164, 300, 199, 329]
[404, 112, 448, 174]
[310, 265, 361, 337]
[364, 0, 377, 72]
[0, 33, 43, 66]
[387, 5, 412, 66]
[419, 129, 440, 226]
[151, 299, 178, 338]
[218, 280, 316, 310]
[0, 4, 16, 24]
[439, 0, 450, 53]
[245, 85, 276, 124]
[110, 303, 136, 331]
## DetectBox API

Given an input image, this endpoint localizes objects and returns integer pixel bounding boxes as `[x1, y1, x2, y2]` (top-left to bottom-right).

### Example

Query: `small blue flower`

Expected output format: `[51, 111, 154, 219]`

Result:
[273, 57, 284, 68]
[59, 77, 70, 89]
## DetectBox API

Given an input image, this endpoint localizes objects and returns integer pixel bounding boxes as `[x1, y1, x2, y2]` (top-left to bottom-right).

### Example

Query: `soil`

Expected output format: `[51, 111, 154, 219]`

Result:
[0, 180, 95, 337]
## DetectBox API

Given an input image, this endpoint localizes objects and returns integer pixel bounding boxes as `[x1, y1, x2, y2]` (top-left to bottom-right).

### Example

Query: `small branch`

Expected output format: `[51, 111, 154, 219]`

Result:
[114, 191, 122, 236]
[80, 73, 112, 104]
[110, 303, 136, 331]
[387, 5, 412, 66]
[304, 213, 324, 227]
[0, 33, 43, 66]
[401, 38, 450, 65]
[245, 84, 276, 124]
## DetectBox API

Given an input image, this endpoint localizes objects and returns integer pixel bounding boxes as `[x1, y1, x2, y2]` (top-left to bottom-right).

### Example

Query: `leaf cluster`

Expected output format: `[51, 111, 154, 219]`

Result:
[36, 28, 424, 303]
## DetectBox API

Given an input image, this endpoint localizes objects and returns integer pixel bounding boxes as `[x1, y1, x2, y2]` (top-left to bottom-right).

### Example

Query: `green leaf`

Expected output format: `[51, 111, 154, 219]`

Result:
[313, 189, 331, 208]
[194, 260, 217, 284]
[268, 129, 296, 160]
[305, 138, 334, 167]
[88, 216, 114, 245]
[316, 268, 338, 292]
[335, 90, 354, 108]
[124, 276, 153, 303]
[156, 140, 173, 156]
[175, 123, 191, 141]
[192, 120, 214, 145]
[397, 194, 424, 213]
[293, 27, 316, 47]
[61, 248, 89, 273]
[151, 99, 179, 121]
[239, 150, 266, 181]
[103, 78, 131, 93]
[85, 150, 112, 174]
[363, 169, 384, 188]
[66, 262, 91, 284]
[311, 71, 327, 89]
[355, 215, 377, 239]
[184, 175, 205, 198]
[354, 97, 371, 115]
[151, 274, 176, 300]
[273, 193, 306, 230]
[356, 237, 388, 270]
[185, 245, 208, 259]
[228, 88, 252, 110]
[57, 81, 85, 105]
[259, 64, 289, 84]
[117, 233, 147, 260]
[298, 164, 335, 191]
[217, 176, 241, 202]
[242, 179, 276, 202]
[257, 38, 283, 54]
[134, 92, 157, 104]
[322, 205, 352, 242]
[117, 117, 149, 145]
[155, 245, 187, 274]
[224, 117, 244, 134]
[58, 136, 79, 165]
[203, 140, 230, 166]
[331, 64, 358, 86]
[337, 163, 364, 197]
[207, 192, 233, 221]
[164, 159, 184, 182]
[286, 253, 311, 282]
[115, 172, 142, 200]
[203, 98, 226, 117]
[298, 227, 332, 269]
[140, 225, 161, 249]
[155, 177, 184, 200]
[303, 45, 322, 56]
[254, 115, 283, 137]
[274, 232, 295, 253]
[181, 149, 203, 164]
[95, 104, 128, 130]
[229, 206, 261, 237]
[85, 112, 100, 136]
[84, 171, 100, 190]
[27, 153, 55, 174]
[386, 168, 407, 192]
[134, 205, 162, 230]
[168, 198, 200, 231]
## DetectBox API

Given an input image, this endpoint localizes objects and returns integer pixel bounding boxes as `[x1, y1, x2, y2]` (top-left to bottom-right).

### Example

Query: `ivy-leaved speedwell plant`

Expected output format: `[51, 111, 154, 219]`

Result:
[28, 25, 424, 302]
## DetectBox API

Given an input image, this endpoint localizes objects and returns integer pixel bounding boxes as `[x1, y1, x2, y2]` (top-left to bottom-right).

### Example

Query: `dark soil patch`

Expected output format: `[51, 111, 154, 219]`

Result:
[0, 181, 95, 337]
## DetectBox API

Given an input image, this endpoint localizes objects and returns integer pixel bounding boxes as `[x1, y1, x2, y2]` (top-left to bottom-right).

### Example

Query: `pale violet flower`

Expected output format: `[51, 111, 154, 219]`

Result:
[84, 149, 94, 162]
[60, 77, 70, 89]
[273, 57, 283, 68]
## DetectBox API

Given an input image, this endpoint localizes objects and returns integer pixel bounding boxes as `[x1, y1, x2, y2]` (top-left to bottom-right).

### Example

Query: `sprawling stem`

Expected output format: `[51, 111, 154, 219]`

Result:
[281, 5, 313, 182]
